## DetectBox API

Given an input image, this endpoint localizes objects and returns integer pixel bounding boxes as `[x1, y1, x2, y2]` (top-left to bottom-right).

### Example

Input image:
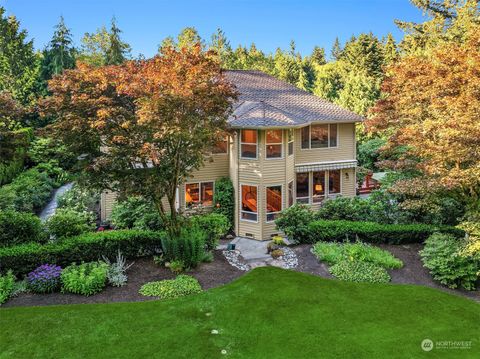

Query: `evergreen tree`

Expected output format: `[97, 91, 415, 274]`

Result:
[209, 28, 233, 67]
[296, 59, 315, 92]
[383, 33, 398, 66]
[41, 16, 76, 83]
[331, 37, 343, 60]
[78, 26, 111, 66]
[177, 27, 203, 49]
[105, 17, 131, 65]
[0, 7, 41, 105]
[311, 46, 326, 66]
[342, 33, 384, 78]
[274, 48, 299, 85]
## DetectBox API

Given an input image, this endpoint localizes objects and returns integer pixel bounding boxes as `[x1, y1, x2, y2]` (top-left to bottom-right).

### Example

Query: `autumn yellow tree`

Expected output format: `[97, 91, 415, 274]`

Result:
[42, 45, 237, 235]
[367, 25, 480, 210]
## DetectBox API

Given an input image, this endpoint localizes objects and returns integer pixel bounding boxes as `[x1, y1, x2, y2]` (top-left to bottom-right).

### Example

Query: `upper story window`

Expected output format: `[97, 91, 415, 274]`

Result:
[301, 124, 338, 149]
[287, 129, 294, 156]
[185, 182, 214, 208]
[212, 136, 228, 154]
[241, 184, 258, 221]
[241, 130, 257, 159]
[266, 185, 282, 222]
[266, 130, 282, 159]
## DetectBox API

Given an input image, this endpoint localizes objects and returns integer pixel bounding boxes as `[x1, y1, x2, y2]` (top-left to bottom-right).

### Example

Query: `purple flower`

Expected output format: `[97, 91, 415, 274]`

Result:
[27, 264, 62, 294]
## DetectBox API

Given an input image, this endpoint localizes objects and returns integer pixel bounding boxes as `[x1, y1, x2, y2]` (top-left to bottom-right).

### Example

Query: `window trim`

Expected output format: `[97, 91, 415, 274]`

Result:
[295, 172, 310, 204]
[312, 171, 326, 204]
[240, 183, 259, 223]
[301, 124, 339, 150]
[294, 169, 343, 205]
[327, 169, 343, 197]
[265, 129, 283, 160]
[184, 181, 215, 209]
[240, 129, 258, 160]
[265, 184, 283, 223]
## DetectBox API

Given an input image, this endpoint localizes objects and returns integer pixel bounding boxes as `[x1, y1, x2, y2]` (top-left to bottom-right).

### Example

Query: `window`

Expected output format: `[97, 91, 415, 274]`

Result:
[288, 129, 294, 156]
[266, 130, 282, 158]
[301, 124, 338, 149]
[296, 173, 309, 204]
[329, 170, 341, 195]
[266, 185, 282, 222]
[185, 182, 214, 208]
[241, 130, 257, 159]
[241, 185, 258, 221]
[212, 136, 228, 154]
[312, 171, 326, 203]
[311, 124, 329, 148]
[288, 181, 294, 207]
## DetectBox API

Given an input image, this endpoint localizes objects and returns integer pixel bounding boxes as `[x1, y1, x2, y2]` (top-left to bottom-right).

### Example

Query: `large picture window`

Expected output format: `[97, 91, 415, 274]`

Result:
[301, 124, 338, 149]
[185, 182, 214, 208]
[329, 170, 341, 195]
[312, 171, 326, 203]
[266, 130, 282, 158]
[241, 130, 257, 159]
[296, 173, 309, 204]
[266, 185, 282, 222]
[241, 184, 258, 221]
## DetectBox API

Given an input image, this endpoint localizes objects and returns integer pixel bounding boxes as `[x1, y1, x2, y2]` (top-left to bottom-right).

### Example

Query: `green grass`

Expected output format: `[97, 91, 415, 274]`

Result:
[1, 267, 478, 358]
[313, 241, 403, 269]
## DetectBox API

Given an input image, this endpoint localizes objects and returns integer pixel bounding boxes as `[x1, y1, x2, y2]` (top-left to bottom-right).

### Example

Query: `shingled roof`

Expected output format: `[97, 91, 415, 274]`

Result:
[225, 70, 363, 128]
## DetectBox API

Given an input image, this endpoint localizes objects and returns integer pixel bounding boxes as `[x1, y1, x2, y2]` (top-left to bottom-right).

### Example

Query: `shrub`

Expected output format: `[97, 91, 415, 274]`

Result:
[212, 177, 234, 229]
[0, 127, 33, 186]
[102, 250, 134, 287]
[169, 260, 185, 274]
[26, 264, 62, 293]
[272, 236, 286, 246]
[161, 227, 206, 269]
[57, 183, 99, 214]
[275, 204, 316, 243]
[0, 168, 55, 213]
[420, 233, 479, 290]
[271, 249, 284, 259]
[61, 262, 109, 296]
[329, 260, 391, 283]
[110, 196, 164, 231]
[44, 208, 95, 240]
[190, 213, 229, 251]
[316, 197, 372, 222]
[306, 220, 463, 245]
[0, 210, 44, 247]
[0, 270, 15, 305]
[313, 241, 403, 269]
[0, 230, 165, 276]
[28, 137, 76, 170]
[139, 275, 202, 299]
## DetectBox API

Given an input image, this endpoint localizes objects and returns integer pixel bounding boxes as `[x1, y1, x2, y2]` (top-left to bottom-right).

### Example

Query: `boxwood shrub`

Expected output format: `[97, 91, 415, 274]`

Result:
[0, 210, 44, 247]
[305, 220, 464, 245]
[0, 230, 166, 276]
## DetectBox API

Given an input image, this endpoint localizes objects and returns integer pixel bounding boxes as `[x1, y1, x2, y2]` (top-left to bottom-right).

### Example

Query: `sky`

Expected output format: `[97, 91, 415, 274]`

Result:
[1, 0, 426, 57]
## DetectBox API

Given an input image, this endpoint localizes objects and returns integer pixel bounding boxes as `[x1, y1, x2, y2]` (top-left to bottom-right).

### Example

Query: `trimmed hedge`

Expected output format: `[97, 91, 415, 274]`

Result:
[0, 210, 44, 247]
[305, 220, 464, 245]
[0, 230, 166, 276]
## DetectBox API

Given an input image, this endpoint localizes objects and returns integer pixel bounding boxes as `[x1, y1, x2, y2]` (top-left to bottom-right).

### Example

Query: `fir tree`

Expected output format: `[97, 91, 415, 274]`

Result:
[210, 28, 233, 67]
[383, 33, 398, 66]
[311, 46, 326, 66]
[105, 17, 131, 65]
[331, 37, 343, 60]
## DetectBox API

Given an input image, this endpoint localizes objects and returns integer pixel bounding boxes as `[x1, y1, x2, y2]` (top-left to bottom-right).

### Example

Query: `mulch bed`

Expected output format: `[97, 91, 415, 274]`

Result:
[3, 250, 243, 308]
[3, 243, 478, 307]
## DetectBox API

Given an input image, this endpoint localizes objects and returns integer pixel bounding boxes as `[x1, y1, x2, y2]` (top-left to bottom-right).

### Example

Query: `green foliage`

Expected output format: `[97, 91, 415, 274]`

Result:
[313, 241, 403, 269]
[139, 275, 202, 299]
[110, 196, 164, 231]
[212, 177, 234, 228]
[274, 204, 316, 243]
[44, 208, 95, 240]
[0, 167, 54, 213]
[330, 260, 391, 283]
[161, 227, 206, 269]
[306, 220, 463, 245]
[420, 233, 479, 290]
[61, 262, 109, 296]
[0, 127, 33, 186]
[357, 138, 386, 171]
[272, 236, 286, 246]
[0, 230, 165, 276]
[0, 270, 15, 305]
[0, 210, 44, 247]
[28, 137, 76, 170]
[169, 260, 185, 274]
[316, 197, 373, 222]
[105, 17, 131, 65]
[190, 213, 229, 251]
[271, 249, 284, 259]
[57, 183, 98, 214]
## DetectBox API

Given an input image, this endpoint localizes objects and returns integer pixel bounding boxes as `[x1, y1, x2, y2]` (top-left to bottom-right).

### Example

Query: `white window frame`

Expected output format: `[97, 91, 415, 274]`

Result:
[265, 129, 283, 160]
[266, 184, 283, 223]
[185, 181, 215, 209]
[287, 129, 294, 156]
[240, 183, 259, 223]
[240, 130, 258, 160]
[301, 124, 339, 150]
[295, 172, 310, 204]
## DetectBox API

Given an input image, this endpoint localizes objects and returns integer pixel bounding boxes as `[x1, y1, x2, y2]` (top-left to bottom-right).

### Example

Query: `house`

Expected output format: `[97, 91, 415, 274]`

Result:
[101, 70, 363, 240]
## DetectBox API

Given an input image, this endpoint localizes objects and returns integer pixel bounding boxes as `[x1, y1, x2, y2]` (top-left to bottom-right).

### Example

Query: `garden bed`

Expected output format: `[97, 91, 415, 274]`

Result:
[2, 251, 243, 307]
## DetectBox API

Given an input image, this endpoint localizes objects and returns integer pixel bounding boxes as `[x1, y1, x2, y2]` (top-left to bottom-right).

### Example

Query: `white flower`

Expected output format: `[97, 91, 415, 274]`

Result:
[221, 349, 227, 355]
[211, 329, 219, 334]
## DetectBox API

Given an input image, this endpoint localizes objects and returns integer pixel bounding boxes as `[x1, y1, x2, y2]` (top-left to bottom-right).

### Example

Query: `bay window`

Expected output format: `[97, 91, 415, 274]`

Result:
[241, 184, 258, 221]
[266, 130, 282, 158]
[296, 173, 309, 204]
[185, 182, 214, 208]
[266, 185, 282, 222]
[241, 130, 257, 159]
[301, 124, 338, 149]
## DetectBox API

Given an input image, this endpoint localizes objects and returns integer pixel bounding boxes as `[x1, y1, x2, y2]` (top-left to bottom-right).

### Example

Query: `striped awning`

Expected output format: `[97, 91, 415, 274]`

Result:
[295, 160, 357, 173]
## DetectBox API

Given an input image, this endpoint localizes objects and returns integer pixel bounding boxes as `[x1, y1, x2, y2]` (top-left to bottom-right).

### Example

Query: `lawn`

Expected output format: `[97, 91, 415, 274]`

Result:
[1, 267, 478, 358]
